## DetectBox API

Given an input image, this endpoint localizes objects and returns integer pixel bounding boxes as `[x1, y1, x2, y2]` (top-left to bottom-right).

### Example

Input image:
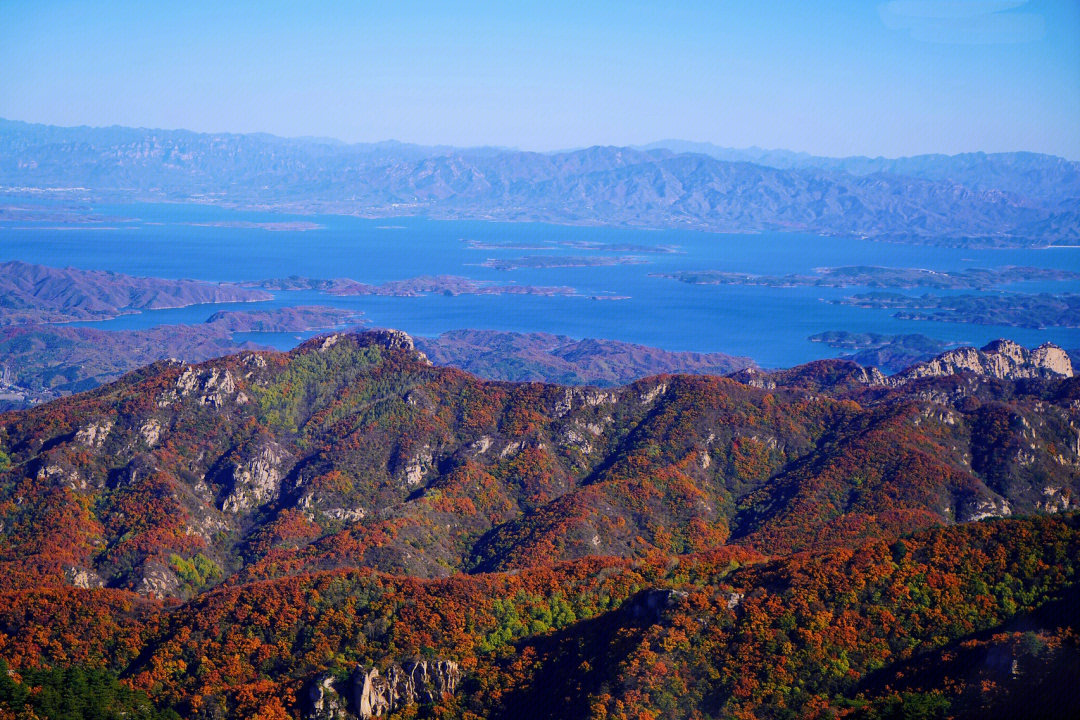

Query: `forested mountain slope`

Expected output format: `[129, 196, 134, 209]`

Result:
[0, 330, 1077, 718]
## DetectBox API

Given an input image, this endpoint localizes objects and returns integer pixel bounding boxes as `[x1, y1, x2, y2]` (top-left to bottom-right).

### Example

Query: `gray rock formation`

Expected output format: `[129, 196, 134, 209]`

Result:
[302, 659, 462, 720]
[959, 494, 1013, 523]
[136, 560, 181, 597]
[310, 329, 432, 365]
[1030, 343, 1075, 376]
[159, 365, 240, 408]
[64, 565, 105, 589]
[305, 674, 352, 720]
[894, 340, 1073, 384]
[220, 441, 292, 513]
[139, 418, 163, 447]
[353, 660, 461, 719]
[75, 419, 114, 448]
[729, 367, 777, 390]
[361, 329, 416, 352]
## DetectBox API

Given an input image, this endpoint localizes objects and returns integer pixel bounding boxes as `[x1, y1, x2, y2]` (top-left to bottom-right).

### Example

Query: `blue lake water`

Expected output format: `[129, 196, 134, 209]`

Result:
[3, 202, 1080, 369]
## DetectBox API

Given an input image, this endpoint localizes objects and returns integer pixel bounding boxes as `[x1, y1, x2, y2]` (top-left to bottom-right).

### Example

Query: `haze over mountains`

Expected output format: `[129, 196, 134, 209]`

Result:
[639, 139, 1080, 205]
[4, 118, 1079, 246]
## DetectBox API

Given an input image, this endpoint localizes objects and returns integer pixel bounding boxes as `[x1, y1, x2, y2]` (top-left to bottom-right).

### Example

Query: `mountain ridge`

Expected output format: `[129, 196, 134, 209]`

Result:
[2, 328, 1074, 593]
[4, 119, 1077, 246]
[1, 329, 1078, 718]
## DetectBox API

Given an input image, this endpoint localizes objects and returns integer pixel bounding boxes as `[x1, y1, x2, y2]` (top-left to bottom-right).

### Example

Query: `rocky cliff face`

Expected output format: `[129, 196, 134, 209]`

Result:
[4, 329, 1080, 599]
[305, 660, 462, 720]
[355, 660, 461, 718]
[220, 441, 292, 513]
[305, 675, 352, 720]
[894, 340, 1073, 383]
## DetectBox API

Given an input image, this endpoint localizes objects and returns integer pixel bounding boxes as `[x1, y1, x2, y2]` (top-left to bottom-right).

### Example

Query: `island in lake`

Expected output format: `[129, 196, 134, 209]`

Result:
[202, 306, 364, 332]
[247, 274, 577, 297]
[414, 329, 754, 386]
[480, 255, 647, 271]
[463, 239, 680, 253]
[0, 260, 272, 325]
[653, 265, 1080, 289]
[834, 292, 1080, 329]
[808, 331, 955, 373]
[184, 220, 324, 231]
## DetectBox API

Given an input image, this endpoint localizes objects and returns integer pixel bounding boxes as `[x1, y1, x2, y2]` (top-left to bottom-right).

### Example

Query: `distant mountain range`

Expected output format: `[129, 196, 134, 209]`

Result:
[3, 119, 1078, 246]
[638, 139, 1080, 206]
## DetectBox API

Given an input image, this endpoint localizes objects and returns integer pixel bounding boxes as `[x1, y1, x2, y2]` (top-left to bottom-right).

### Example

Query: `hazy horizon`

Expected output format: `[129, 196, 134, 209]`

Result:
[3, 1, 1079, 160]
[3, 116, 1079, 163]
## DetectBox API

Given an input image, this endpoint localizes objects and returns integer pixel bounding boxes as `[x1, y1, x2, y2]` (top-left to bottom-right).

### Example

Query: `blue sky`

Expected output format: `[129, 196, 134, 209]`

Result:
[1, 1, 1078, 158]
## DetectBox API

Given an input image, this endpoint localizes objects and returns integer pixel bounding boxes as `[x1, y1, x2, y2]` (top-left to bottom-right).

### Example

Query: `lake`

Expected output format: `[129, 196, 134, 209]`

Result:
[3, 202, 1080, 369]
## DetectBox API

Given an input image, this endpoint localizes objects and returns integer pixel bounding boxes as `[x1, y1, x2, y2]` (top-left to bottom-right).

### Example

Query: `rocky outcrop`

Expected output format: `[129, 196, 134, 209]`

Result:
[353, 660, 461, 718]
[308, 329, 432, 365]
[136, 560, 181, 597]
[322, 506, 367, 523]
[1030, 343, 1074, 376]
[959, 495, 1013, 523]
[159, 365, 239, 408]
[638, 381, 669, 405]
[139, 418, 163, 447]
[220, 441, 292, 513]
[1036, 486, 1074, 514]
[360, 329, 416, 352]
[729, 367, 777, 390]
[65, 565, 104, 589]
[400, 446, 433, 488]
[75, 419, 113, 448]
[304, 660, 461, 719]
[895, 340, 1073, 384]
[305, 674, 352, 720]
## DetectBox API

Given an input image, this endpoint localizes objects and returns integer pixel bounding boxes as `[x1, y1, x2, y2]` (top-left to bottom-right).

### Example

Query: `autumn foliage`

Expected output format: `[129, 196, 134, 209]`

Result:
[0, 332, 1077, 718]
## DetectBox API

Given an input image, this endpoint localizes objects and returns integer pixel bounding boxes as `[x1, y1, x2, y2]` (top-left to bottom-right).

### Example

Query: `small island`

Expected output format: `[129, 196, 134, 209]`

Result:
[833, 292, 1080, 329]
[480, 255, 647, 271]
[653, 265, 1080, 289]
[247, 274, 577, 297]
[463, 238, 679, 254]
[185, 220, 324, 231]
[203, 306, 364, 332]
[808, 331, 953, 373]
[0, 260, 272, 325]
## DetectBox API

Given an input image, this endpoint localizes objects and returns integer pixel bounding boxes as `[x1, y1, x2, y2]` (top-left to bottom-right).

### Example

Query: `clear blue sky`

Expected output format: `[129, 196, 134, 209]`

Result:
[2, 1, 1078, 158]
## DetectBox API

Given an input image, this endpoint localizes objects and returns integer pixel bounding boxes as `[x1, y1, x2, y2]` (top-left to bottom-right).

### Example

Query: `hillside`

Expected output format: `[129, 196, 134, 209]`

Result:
[414, 329, 754, 385]
[0, 306, 364, 409]
[0, 324, 753, 410]
[3, 119, 1078, 246]
[0, 260, 271, 325]
[0, 330, 1077, 718]
[2, 330, 1074, 589]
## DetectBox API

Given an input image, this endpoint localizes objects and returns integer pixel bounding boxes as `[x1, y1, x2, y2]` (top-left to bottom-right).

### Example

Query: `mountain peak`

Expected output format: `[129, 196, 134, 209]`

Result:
[297, 328, 432, 366]
[895, 339, 1073, 382]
